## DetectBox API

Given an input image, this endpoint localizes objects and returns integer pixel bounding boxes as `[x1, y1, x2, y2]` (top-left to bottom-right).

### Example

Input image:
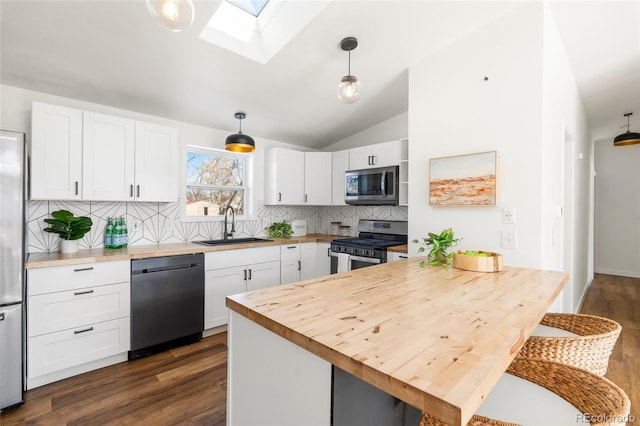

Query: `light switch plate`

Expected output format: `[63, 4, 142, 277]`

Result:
[502, 230, 517, 249]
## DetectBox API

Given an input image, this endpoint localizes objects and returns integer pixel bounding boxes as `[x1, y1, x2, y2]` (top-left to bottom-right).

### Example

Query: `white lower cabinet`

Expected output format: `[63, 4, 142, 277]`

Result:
[389, 252, 409, 262]
[204, 246, 280, 329]
[316, 242, 331, 277]
[26, 260, 131, 389]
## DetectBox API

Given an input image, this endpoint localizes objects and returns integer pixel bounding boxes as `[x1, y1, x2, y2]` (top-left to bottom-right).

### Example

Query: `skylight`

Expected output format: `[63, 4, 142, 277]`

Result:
[226, 0, 270, 17]
[199, 0, 331, 64]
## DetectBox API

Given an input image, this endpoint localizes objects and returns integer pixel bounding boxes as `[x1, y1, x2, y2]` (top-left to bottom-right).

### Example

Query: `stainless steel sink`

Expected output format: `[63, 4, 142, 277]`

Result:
[192, 237, 273, 247]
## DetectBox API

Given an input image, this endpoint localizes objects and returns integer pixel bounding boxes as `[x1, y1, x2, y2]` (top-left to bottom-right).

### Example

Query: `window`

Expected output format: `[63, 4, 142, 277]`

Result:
[185, 146, 250, 219]
[226, 0, 270, 17]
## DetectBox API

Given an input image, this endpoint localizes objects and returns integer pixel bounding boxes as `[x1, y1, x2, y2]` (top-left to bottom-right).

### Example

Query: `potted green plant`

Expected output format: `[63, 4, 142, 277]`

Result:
[412, 228, 461, 268]
[265, 221, 294, 239]
[43, 210, 93, 253]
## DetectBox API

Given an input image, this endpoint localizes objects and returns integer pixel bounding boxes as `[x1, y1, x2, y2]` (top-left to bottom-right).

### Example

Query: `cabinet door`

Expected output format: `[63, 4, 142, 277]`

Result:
[280, 244, 301, 285]
[304, 152, 332, 205]
[371, 140, 402, 167]
[331, 150, 349, 205]
[389, 252, 409, 262]
[246, 261, 280, 292]
[300, 243, 317, 281]
[82, 112, 135, 201]
[134, 121, 179, 202]
[265, 148, 305, 205]
[31, 102, 83, 200]
[315, 242, 331, 278]
[349, 145, 373, 170]
[204, 266, 246, 330]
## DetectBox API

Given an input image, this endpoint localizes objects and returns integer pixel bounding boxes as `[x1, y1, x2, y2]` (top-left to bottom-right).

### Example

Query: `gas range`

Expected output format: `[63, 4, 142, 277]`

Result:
[330, 220, 408, 263]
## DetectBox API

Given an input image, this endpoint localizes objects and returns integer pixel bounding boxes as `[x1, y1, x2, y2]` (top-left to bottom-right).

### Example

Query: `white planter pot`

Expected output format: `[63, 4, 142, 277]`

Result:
[59, 239, 79, 254]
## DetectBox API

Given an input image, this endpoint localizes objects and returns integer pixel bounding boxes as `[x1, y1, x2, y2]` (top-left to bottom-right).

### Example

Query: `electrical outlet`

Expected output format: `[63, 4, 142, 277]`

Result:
[503, 208, 516, 224]
[132, 220, 141, 231]
[501, 230, 517, 249]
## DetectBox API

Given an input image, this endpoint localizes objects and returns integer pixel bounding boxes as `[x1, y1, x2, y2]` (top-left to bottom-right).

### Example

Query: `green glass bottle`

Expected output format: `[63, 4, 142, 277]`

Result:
[104, 217, 113, 249]
[121, 216, 128, 248]
[112, 217, 122, 249]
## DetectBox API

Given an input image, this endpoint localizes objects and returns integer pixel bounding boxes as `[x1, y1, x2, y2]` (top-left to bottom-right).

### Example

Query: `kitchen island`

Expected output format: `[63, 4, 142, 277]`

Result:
[226, 257, 568, 426]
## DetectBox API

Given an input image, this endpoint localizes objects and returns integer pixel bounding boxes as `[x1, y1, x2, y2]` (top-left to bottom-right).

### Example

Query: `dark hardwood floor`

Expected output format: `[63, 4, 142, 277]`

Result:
[1, 273, 637, 425]
[579, 273, 639, 422]
[0, 332, 228, 426]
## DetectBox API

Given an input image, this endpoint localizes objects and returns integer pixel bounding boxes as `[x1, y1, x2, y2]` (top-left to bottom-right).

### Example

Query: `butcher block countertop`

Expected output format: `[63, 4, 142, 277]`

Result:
[26, 233, 340, 269]
[226, 258, 568, 426]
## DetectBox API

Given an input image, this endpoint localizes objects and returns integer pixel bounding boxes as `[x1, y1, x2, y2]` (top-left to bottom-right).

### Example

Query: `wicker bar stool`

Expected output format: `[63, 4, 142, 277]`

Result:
[418, 357, 630, 426]
[519, 313, 621, 376]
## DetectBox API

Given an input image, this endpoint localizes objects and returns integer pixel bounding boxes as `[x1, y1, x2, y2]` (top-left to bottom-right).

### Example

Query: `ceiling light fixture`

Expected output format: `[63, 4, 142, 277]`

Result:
[225, 112, 255, 153]
[337, 36, 361, 104]
[613, 112, 640, 146]
[146, 0, 195, 32]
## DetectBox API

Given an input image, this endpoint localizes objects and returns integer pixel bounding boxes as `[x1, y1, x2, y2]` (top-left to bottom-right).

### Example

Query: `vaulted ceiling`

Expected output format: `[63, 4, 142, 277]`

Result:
[1, 1, 638, 149]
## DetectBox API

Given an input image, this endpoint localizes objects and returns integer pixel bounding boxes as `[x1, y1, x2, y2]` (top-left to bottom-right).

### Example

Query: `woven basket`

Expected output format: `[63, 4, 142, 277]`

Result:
[418, 357, 630, 426]
[518, 313, 621, 376]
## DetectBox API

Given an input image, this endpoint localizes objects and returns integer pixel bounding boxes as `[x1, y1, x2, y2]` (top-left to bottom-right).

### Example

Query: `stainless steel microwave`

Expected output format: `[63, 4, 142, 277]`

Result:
[345, 166, 399, 205]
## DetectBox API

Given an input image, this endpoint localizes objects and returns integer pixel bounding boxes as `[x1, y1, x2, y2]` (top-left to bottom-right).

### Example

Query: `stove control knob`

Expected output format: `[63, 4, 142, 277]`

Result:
[363, 250, 369, 256]
[351, 248, 357, 254]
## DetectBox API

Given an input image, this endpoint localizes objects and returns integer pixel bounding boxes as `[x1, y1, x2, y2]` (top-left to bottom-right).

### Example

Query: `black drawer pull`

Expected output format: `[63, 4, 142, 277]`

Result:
[73, 267, 94, 272]
[74, 289, 94, 296]
[74, 327, 94, 335]
[0, 313, 5, 321]
[287, 246, 296, 249]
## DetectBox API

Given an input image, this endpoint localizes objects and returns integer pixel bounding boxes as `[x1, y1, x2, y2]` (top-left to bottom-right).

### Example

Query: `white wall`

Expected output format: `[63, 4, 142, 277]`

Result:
[408, 3, 544, 267]
[323, 111, 407, 151]
[541, 4, 592, 312]
[407, 3, 591, 312]
[594, 139, 640, 278]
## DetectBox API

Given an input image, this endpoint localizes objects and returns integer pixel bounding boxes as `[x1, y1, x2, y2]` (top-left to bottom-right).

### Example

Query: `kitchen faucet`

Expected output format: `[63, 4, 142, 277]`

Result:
[224, 206, 235, 239]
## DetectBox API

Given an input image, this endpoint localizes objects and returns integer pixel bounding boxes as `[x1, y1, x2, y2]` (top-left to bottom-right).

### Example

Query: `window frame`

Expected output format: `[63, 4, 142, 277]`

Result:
[181, 144, 254, 222]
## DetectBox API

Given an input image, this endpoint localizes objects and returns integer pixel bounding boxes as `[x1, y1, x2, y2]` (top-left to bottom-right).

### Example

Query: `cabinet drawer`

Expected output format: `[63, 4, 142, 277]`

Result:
[28, 260, 130, 295]
[27, 317, 130, 379]
[205, 246, 280, 270]
[28, 282, 130, 337]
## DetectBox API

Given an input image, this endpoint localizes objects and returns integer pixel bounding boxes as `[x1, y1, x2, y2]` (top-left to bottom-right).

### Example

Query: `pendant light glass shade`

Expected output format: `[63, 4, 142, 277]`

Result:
[338, 75, 361, 104]
[226, 112, 255, 153]
[146, 0, 194, 32]
[338, 37, 361, 104]
[613, 113, 640, 146]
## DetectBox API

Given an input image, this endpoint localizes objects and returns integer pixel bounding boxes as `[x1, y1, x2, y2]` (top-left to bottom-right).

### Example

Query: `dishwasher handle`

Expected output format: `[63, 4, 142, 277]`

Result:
[136, 263, 199, 274]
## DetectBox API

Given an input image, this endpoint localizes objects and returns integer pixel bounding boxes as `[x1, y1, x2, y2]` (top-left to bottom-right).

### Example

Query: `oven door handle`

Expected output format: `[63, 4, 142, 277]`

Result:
[349, 255, 382, 264]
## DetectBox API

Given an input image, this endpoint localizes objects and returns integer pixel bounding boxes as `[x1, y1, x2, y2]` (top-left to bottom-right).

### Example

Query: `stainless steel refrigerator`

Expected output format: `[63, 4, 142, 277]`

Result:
[0, 129, 26, 411]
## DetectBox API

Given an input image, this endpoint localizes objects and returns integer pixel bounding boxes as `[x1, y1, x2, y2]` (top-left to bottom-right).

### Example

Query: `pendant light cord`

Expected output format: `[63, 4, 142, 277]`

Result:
[348, 50, 351, 77]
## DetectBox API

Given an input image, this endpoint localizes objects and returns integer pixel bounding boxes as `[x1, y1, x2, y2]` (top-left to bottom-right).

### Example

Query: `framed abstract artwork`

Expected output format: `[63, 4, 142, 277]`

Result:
[429, 151, 497, 206]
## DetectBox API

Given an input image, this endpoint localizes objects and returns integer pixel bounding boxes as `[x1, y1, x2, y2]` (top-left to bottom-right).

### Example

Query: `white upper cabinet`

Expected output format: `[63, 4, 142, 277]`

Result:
[31, 102, 179, 202]
[31, 102, 83, 200]
[265, 147, 305, 205]
[304, 152, 332, 205]
[82, 112, 135, 201]
[331, 149, 349, 205]
[134, 121, 179, 202]
[348, 140, 402, 170]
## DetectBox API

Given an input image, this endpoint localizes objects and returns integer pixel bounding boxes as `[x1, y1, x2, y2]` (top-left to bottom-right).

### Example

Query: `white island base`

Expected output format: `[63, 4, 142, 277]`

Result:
[227, 311, 332, 426]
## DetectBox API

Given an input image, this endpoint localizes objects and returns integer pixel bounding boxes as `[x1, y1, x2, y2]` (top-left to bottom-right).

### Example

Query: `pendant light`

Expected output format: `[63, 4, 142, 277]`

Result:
[613, 113, 640, 146]
[225, 112, 255, 153]
[146, 0, 194, 32]
[337, 37, 361, 104]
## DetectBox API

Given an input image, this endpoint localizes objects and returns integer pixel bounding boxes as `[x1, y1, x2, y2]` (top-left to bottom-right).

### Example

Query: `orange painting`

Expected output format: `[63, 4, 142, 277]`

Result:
[429, 151, 497, 206]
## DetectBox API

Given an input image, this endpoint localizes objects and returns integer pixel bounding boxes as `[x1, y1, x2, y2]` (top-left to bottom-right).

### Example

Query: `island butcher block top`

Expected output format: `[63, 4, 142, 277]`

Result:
[226, 258, 568, 426]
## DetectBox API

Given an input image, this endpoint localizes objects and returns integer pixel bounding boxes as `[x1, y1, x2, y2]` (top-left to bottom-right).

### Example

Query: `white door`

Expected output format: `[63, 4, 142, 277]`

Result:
[31, 102, 83, 200]
[83, 112, 135, 201]
[300, 243, 317, 280]
[280, 244, 301, 284]
[134, 121, 179, 202]
[277, 149, 305, 205]
[204, 266, 246, 329]
[349, 145, 373, 170]
[315, 242, 331, 277]
[246, 261, 281, 292]
[372, 140, 402, 167]
[331, 150, 349, 205]
[304, 152, 332, 205]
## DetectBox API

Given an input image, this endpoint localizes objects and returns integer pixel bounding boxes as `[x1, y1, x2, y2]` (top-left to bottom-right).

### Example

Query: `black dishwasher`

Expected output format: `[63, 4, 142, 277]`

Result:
[129, 253, 205, 360]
